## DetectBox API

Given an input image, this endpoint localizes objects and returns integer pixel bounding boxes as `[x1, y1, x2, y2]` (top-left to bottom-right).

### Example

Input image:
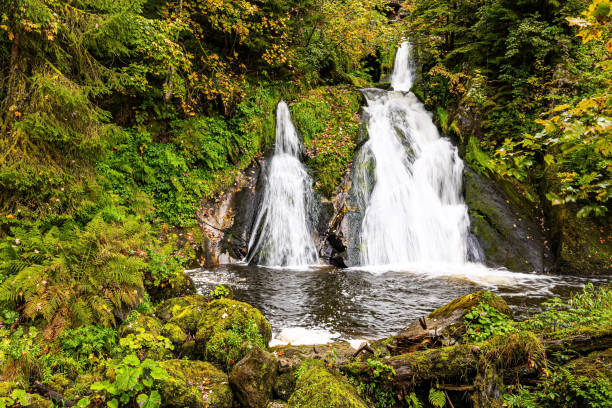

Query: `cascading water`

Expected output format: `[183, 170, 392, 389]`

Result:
[246, 101, 319, 267]
[356, 41, 482, 266]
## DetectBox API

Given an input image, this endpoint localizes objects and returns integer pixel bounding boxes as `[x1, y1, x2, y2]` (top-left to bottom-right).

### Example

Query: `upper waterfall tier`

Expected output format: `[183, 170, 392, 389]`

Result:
[391, 41, 415, 92]
[246, 101, 319, 267]
[355, 42, 481, 266]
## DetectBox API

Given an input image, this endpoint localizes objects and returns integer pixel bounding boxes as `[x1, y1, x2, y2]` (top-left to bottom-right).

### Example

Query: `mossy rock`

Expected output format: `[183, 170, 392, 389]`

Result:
[43, 373, 71, 394]
[155, 294, 208, 323]
[230, 347, 279, 408]
[161, 322, 188, 345]
[0, 385, 52, 408]
[159, 360, 233, 408]
[287, 360, 368, 408]
[195, 298, 272, 368]
[564, 348, 612, 381]
[552, 206, 612, 275]
[148, 272, 196, 302]
[396, 291, 511, 351]
[429, 290, 511, 320]
[373, 82, 392, 90]
[119, 312, 163, 337]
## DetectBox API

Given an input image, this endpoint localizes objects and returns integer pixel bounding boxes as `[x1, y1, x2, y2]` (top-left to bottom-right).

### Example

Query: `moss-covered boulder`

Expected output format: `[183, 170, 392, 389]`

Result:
[147, 272, 196, 302]
[119, 312, 163, 337]
[394, 291, 511, 352]
[155, 294, 208, 322]
[157, 296, 272, 364]
[195, 298, 272, 368]
[287, 360, 368, 408]
[159, 360, 233, 408]
[0, 385, 52, 408]
[229, 347, 279, 408]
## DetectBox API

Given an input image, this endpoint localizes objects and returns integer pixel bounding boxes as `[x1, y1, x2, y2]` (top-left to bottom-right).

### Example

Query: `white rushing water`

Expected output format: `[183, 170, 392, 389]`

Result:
[356, 41, 481, 266]
[246, 101, 319, 267]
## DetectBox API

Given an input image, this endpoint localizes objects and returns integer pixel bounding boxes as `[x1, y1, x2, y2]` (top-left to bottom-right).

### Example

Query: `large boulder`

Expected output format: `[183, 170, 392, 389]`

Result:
[464, 168, 554, 272]
[156, 294, 208, 322]
[157, 296, 272, 366]
[118, 312, 163, 338]
[118, 312, 172, 360]
[229, 347, 279, 408]
[195, 298, 272, 367]
[287, 360, 368, 408]
[393, 290, 511, 353]
[159, 360, 233, 408]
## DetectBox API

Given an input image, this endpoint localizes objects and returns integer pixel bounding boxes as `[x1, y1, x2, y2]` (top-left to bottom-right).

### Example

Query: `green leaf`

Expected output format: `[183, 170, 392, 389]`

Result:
[77, 397, 91, 408]
[107, 399, 119, 408]
[123, 354, 141, 366]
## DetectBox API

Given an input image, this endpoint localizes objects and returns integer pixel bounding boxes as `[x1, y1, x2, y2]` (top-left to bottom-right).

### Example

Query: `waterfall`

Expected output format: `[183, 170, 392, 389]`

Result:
[246, 101, 319, 267]
[355, 41, 481, 266]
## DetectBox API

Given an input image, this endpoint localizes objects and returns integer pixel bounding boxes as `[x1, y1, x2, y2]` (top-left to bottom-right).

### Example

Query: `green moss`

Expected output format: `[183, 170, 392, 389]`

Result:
[119, 312, 163, 338]
[159, 360, 233, 408]
[291, 86, 364, 198]
[161, 322, 188, 345]
[565, 349, 612, 380]
[195, 298, 272, 368]
[288, 360, 368, 408]
[429, 290, 511, 320]
[156, 294, 208, 324]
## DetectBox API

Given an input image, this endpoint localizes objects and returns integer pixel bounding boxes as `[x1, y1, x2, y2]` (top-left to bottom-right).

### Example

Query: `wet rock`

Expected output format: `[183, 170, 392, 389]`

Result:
[550, 205, 612, 275]
[230, 347, 279, 408]
[287, 360, 368, 408]
[198, 159, 265, 267]
[463, 168, 554, 272]
[159, 360, 233, 408]
[393, 290, 510, 353]
[270, 342, 357, 368]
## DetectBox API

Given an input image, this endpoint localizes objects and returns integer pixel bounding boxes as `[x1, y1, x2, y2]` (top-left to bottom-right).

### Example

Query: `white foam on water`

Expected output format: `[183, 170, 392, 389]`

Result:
[269, 327, 340, 346]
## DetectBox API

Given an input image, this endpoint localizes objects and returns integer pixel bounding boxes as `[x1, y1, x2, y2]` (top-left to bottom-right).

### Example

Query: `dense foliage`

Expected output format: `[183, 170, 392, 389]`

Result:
[0, 0, 610, 405]
[407, 0, 611, 219]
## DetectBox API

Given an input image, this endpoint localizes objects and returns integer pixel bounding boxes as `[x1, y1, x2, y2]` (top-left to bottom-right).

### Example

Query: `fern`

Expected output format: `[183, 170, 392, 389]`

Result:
[406, 392, 423, 408]
[0, 213, 150, 337]
[429, 388, 446, 408]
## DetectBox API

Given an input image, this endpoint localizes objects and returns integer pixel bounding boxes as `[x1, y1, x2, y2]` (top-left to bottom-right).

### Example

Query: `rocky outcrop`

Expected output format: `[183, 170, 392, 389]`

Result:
[464, 168, 554, 272]
[197, 159, 265, 267]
